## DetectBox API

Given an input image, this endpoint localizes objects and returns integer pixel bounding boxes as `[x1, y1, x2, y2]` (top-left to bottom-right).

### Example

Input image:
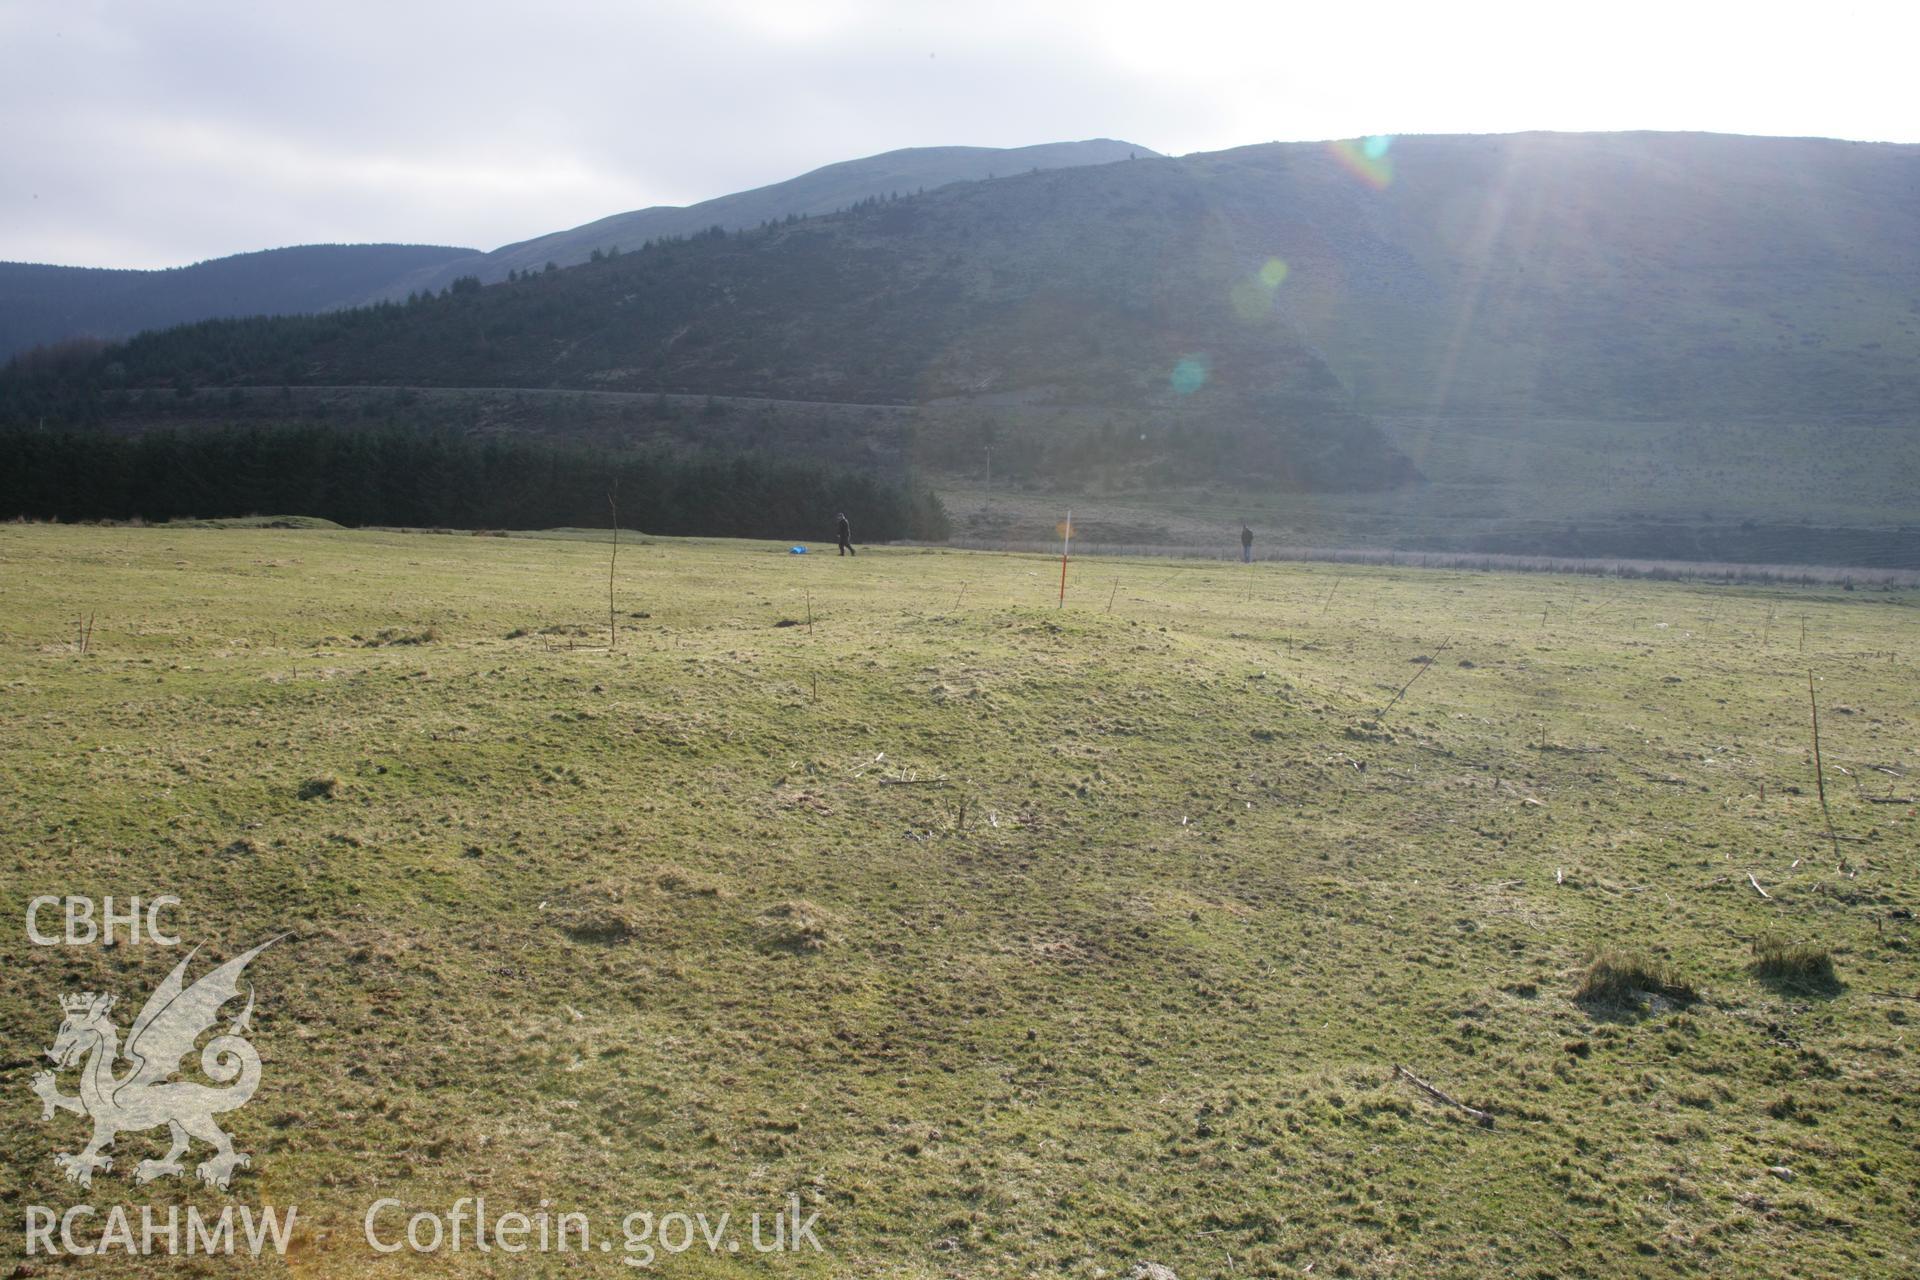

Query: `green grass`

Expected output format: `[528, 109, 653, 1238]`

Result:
[1, 525, 1916, 1277]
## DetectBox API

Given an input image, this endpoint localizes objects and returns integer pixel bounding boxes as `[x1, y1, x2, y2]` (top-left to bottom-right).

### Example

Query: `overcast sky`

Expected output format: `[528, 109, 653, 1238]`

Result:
[5, 0, 1915, 269]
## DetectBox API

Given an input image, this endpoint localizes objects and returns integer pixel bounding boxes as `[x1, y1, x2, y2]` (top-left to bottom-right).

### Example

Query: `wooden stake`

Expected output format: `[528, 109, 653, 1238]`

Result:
[1107, 579, 1119, 614]
[606, 484, 619, 651]
[1808, 671, 1839, 861]
[806, 589, 813, 635]
[1057, 509, 1072, 608]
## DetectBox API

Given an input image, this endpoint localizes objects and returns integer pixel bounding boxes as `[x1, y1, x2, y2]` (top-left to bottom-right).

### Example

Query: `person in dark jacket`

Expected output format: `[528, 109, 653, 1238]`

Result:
[1240, 523, 1254, 563]
[836, 512, 856, 556]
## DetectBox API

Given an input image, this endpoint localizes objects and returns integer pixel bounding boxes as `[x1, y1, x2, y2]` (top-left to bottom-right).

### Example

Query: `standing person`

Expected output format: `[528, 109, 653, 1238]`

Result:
[836, 511, 856, 557]
[1240, 522, 1254, 563]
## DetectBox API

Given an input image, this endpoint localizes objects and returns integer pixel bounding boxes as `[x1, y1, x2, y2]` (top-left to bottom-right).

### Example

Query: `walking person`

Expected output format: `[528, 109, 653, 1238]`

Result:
[1240, 522, 1254, 563]
[836, 511, 856, 557]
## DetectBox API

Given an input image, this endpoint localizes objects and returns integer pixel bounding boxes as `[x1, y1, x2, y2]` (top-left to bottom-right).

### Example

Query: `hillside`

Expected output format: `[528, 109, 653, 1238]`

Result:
[376, 138, 1161, 300]
[23, 152, 1408, 494]
[0, 141, 1153, 361]
[0, 244, 476, 359]
[7, 131, 1919, 558]
[33, 131, 1920, 426]
[1224, 132, 1920, 421]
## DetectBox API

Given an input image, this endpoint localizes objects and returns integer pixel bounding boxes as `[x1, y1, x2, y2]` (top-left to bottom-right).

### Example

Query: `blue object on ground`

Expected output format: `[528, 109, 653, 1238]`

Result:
[790, 545, 808, 554]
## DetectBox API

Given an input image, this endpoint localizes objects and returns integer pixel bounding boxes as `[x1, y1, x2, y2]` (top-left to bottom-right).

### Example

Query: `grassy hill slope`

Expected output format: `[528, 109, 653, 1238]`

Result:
[1231, 132, 1920, 420]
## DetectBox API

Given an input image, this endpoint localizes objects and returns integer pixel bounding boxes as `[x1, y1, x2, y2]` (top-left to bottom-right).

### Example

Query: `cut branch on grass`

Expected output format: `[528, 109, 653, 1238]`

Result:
[1376, 637, 1452, 719]
[1319, 577, 1343, 617]
[1747, 871, 1772, 900]
[1395, 1064, 1494, 1128]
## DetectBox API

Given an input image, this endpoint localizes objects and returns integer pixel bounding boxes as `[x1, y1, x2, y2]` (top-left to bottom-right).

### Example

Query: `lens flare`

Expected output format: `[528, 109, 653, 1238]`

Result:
[1170, 355, 1209, 396]
[1229, 257, 1291, 321]
[1328, 136, 1394, 189]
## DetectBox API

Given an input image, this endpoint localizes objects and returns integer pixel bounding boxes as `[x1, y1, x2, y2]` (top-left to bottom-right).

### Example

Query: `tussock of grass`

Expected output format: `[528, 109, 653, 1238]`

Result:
[1574, 948, 1697, 1005]
[1751, 933, 1838, 989]
[360, 625, 441, 646]
[757, 899, 837, 952]
[297, 774, 340, 801]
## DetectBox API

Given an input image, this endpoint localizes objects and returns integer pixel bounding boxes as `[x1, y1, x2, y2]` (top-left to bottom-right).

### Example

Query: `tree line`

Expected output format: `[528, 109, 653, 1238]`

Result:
[0, 423, 950, 541]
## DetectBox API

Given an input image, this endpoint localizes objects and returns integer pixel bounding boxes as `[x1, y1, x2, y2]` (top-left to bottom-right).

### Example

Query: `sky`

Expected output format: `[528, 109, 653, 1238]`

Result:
[4, 0, 1915, 269]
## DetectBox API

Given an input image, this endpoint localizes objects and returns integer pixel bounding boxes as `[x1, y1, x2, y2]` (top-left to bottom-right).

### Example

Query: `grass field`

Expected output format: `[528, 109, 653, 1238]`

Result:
[2, 524, 1916, 1277]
